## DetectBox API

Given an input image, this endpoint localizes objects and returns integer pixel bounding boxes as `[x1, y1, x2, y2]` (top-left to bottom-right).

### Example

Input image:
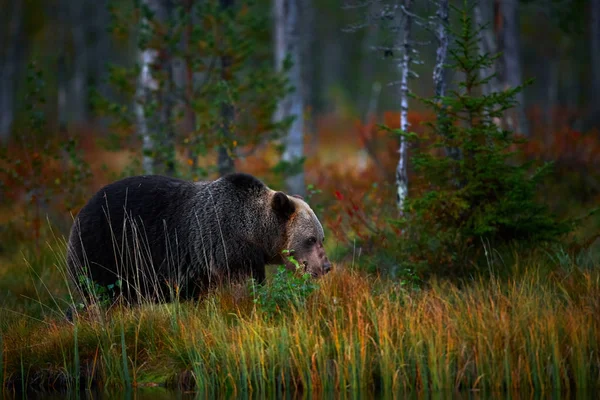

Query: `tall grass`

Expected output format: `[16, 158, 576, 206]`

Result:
[1, 256, 599, 396]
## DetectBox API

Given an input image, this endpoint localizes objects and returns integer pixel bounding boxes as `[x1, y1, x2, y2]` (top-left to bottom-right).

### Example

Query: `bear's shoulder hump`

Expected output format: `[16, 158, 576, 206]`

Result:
[222, 173, 266, 192]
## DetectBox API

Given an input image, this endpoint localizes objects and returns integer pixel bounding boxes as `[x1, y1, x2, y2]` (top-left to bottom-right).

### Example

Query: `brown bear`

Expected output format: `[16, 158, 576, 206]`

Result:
[67, 173, 331, 302]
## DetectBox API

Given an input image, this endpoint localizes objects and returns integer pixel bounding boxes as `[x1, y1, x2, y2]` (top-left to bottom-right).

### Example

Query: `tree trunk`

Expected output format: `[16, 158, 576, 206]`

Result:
[0, 0, 24, 141]
[135, 0, 176, 176]
[69, 0, 88, 124]
[434, 0, 460, 164]
[545, 58, 558, 132]
[157, 52, 176, 176]
[474, 2, 499, 96]
[301, 0, 316, 153]
[591, 0, 600, 130]
[433, 0, 449, 101]
[499, 0, 529, 136]
[136, 48, 159, 175]
[396, 0, 413, 213]
[274, 0, 286, 123]
[275, 0, 306, 196]
[89, 0, 111, 125]
[184, 0, 199, 176]
[217, 0, 235, 177]
[359, 0, 380, 122]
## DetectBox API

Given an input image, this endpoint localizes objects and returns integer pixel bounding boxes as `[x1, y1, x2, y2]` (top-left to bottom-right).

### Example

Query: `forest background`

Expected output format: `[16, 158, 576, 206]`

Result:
[0, 0, 600, 396]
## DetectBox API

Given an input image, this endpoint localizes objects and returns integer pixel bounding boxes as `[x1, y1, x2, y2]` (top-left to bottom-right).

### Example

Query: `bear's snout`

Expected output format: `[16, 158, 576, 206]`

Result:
[323, 260, 332, 273]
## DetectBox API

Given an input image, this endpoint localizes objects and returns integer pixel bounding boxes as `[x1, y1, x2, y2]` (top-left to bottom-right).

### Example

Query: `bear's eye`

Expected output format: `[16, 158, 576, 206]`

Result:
[305, 237, 317, 246]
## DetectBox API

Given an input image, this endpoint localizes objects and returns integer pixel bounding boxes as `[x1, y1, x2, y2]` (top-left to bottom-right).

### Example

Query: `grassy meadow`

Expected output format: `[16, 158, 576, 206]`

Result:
[1, 245, 599, 397]
[1, 112, 600, 397]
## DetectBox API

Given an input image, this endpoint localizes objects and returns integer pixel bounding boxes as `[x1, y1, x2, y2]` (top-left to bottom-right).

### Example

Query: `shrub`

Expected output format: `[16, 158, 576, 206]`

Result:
[394, 2, 572, 278]
[250, 252, 319, 318]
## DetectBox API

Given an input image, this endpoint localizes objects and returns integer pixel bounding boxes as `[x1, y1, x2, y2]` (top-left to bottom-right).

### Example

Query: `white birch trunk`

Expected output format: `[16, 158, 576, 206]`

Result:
[136, 48, 159, 175]
[275, 0, 305, 196]
[274, 0, 286, 123]
[396, 0, 413, 213]
[434, 0, 461, 164]
[136, 0, 175, 176]
[433, 0, 449, 100]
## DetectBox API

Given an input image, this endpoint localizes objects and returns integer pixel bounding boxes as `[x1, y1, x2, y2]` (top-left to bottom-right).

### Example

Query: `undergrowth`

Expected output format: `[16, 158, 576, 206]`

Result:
[1, 244, 599, 396]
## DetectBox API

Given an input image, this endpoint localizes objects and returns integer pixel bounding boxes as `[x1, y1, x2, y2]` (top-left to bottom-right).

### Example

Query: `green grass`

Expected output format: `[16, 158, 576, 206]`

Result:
[0, 231, 599, 396]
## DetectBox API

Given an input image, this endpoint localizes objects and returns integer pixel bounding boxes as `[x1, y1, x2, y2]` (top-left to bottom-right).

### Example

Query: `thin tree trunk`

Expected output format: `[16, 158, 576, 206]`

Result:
[157, 54, 176, 176]
[275, 0, 305, 196]
[155, 0, 176, 176]
[0, 0, 23, 141]
[591, 0, 600, 130]
[359, 0, 380, 122]
[301, 0, 316, 154]
[545, 58, 558, 132]
[433, 0, 448, 101]
[474, 2, 499, 96]
[274, 0, 286, 123]
[396, 0, 413, 213]
[136, 48, 158, 175]
[136, 0, 176, 176]
[499, 0, 529, 136]
[218, 0, 235, 177]
[184, 0, 199, 175]
[56, 0, 69, 130]
[69, 0, 88, 124]
[474, 1, 503, 136]
[434, 0, 460, 163]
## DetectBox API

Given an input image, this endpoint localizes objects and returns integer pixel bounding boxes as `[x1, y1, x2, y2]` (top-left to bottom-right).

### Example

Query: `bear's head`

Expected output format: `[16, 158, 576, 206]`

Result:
[271, 191, 332, 277]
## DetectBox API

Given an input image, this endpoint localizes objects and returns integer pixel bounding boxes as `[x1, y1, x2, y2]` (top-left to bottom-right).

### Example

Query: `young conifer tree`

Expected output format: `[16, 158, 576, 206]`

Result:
[398, 1, 571, 277]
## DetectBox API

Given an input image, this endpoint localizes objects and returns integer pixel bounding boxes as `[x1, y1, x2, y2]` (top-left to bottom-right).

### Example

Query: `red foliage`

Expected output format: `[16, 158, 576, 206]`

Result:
[3, 106, 598, 254]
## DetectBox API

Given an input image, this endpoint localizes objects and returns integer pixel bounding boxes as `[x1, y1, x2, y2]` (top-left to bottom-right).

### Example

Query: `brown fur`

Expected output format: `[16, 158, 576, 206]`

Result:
[67, 173, 331, 302]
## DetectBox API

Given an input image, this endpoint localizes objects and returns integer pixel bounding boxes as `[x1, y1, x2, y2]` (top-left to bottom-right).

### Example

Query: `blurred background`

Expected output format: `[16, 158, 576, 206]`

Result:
[0, 0, 597, 134]
[0, 0, 599, 252]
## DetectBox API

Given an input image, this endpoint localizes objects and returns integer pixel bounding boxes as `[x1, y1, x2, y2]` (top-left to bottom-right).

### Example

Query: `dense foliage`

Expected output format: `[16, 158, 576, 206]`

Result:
[392, 4, 572, 278]
[94, 0, 289, 178]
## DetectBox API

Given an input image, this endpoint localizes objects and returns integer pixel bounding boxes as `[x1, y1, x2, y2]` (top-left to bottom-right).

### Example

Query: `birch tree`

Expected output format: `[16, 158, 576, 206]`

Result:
[136, 3, 159, 176]
[432, 0, 459, 163]
[135, 0, 175, 174]
[473, 1, 499, 97]
[396, 0, 413, 212]
[275, 0, 306, 196]
[135, 0, 176, 176]
[136, 48, 158, 175]
[432, 0, 449, 102]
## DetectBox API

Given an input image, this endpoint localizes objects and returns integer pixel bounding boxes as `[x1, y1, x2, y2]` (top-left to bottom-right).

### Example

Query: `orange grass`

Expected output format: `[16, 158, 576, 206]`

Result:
[1, 262, 599, 396]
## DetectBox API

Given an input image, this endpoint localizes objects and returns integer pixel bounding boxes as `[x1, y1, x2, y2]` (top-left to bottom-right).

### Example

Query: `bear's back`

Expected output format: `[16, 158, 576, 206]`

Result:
[67, 173, 276, 302]
[68, 175, 198, 297]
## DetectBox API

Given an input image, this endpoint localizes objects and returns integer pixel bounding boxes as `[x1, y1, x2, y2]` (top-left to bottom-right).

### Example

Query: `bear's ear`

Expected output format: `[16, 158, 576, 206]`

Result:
[272, 191, 295, 219]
